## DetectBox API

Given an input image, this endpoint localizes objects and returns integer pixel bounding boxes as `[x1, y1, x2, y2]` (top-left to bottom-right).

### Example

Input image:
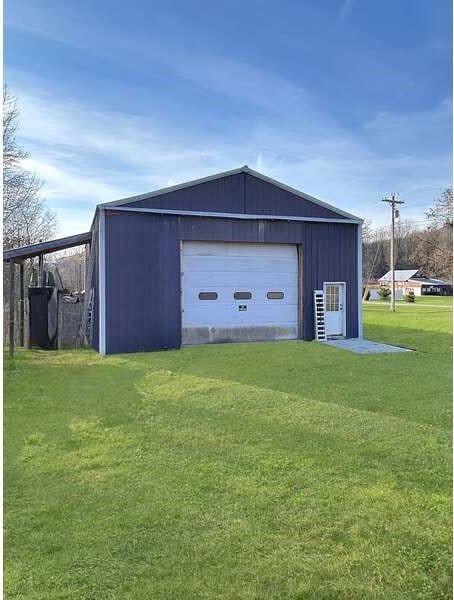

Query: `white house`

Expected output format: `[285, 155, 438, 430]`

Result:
[379, 269, 452, 296]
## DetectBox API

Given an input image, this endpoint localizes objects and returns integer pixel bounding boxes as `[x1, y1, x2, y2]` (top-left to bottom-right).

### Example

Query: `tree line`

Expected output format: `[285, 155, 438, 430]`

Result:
[363, 188, 453, 284]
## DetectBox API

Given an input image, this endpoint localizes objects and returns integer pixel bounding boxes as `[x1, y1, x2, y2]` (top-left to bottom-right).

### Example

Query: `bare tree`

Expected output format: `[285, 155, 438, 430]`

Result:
[3, 86, 57, 249]
[421, 188, 453, 280]
[49, 248, 86, 292]
[3, 86, 58, 345]
[426, 187, 453, 229]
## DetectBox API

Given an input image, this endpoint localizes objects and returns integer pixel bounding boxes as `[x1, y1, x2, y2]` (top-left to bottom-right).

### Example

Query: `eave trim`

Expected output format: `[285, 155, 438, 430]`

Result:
[103, 205, 362, 224]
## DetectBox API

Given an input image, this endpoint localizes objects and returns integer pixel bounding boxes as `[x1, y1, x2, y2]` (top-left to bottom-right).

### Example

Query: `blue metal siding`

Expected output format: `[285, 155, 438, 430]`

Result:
[104, 211, 358, 354]
[244, 174, 346, 219]
[120, 172, 349, 220]
[105, 212, 181, 353]
[90, 213, 99, 351]
[126, 173, 245, 213]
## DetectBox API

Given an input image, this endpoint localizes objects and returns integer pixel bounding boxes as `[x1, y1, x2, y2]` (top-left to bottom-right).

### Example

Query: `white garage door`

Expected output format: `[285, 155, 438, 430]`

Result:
[181, 241, 298, 344]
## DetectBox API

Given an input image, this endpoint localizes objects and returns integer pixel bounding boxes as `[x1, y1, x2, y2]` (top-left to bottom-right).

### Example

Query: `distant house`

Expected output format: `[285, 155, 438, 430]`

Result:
[379, 269, 452, 296]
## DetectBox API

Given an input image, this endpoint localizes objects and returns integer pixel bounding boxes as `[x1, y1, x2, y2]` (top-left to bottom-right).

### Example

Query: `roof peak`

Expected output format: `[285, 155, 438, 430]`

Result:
[98, 166, 362, 222]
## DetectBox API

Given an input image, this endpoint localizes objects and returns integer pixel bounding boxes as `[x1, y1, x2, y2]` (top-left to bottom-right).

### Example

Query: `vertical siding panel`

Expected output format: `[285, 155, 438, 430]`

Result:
[104, 212, 359, 353]
[90, 213, 99, 351]
[126, 173, 245, 213]
[303, 223, 312, 340]
[244, 173, 348, 219]
[118, 172, 352, 220]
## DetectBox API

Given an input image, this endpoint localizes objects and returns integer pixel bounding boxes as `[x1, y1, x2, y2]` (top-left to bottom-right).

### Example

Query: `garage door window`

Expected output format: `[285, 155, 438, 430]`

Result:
[234, 291, 252, 300]
[199, 292, 218, 300]
[267, 291, 284, 300]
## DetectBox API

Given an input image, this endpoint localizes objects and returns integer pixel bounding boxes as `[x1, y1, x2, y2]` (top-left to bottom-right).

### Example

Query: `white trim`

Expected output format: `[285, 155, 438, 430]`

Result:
[357, 224, 363, 338]
[104, 205, 360, 224]
[98, 208, 106, 355]
[179, 239, 184, 347]
[323, 281, 346, 338]
[98, 165, 362, 222]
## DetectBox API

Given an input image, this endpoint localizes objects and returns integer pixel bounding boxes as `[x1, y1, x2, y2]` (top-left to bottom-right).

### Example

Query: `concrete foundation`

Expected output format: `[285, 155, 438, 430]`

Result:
[182, 325, 298, 345]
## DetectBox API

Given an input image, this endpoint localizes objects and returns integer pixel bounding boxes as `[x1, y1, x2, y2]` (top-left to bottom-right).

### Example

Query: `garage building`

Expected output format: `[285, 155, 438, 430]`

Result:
[86, 166, 362, 354]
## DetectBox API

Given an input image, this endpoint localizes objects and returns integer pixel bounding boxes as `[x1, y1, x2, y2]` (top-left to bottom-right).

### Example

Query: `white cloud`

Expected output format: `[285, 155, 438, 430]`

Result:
[8, 61, 451, 237]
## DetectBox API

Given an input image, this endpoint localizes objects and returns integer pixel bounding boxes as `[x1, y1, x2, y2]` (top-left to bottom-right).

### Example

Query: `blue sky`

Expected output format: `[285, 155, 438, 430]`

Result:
[5, 0, 452, 236]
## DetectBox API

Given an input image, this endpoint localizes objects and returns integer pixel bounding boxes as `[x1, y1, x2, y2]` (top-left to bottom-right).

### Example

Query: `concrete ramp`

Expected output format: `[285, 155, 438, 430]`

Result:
[324, 338, 412, 354]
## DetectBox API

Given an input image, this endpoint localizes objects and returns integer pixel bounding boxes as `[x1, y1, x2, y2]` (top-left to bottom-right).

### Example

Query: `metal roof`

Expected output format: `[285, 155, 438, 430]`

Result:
[379, 269, 420, 282]
[3, 231, 92, 261]
[408, 277, 451, 285]
[98, 165, 363, 223]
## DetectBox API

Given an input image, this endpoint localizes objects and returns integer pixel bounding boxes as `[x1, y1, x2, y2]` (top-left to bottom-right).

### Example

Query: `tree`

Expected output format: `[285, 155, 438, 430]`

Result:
[3, 86, 58, 346]
[3, 86, 57, 249]
[426, 187, 453, 229]
[422, 188, 453, 280]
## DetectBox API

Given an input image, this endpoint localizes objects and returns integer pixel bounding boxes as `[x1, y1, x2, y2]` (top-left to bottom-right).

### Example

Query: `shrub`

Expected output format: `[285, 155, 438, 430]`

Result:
[405, 291, 415, 303]
[378, 286, 391, 300]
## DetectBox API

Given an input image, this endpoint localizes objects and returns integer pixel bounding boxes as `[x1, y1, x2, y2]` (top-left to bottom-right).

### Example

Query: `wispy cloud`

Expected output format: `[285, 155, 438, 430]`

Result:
[8, 23, 451, 237]
[339, 0, 357, 19]
[363, 98, 452, 153]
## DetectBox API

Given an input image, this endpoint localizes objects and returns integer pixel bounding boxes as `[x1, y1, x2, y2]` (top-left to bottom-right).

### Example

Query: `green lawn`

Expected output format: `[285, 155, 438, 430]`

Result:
[4, 301, 452, 599]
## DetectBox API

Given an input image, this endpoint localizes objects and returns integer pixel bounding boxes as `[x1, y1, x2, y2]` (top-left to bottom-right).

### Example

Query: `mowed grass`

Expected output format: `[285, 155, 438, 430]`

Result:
[4, 301, 452, 599]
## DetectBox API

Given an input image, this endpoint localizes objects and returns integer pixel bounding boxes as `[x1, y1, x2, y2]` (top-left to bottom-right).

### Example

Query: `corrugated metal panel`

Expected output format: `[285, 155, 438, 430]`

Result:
[126, 173, 245, 213]
[118, 172, 349, 220]
[105, 211, 181, 353]
[103, 211, 358, 353]
[244, 174, 346, 219]
[90, 213, 99, 351]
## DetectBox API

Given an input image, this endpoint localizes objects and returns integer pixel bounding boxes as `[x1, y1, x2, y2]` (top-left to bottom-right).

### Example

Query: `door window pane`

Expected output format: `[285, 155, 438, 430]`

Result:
[325, 285, 339, 311]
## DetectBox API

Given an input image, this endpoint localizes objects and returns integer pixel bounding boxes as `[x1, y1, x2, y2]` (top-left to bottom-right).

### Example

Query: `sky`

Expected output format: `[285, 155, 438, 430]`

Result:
[4, 0, 453, 236]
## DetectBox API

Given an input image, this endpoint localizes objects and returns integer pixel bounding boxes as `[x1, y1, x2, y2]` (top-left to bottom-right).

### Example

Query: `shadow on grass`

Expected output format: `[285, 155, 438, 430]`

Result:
[364, 322, 452, 353]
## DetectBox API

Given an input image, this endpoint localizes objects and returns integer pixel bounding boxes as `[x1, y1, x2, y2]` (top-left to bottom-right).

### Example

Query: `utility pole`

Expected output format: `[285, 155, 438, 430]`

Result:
[382, 194, 404, 311]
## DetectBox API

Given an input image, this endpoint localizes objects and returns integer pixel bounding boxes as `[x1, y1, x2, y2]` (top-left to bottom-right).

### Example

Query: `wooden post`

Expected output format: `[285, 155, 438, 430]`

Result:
[85, 242, 91, 295]
[39, 253, 44, 286]
[390, 198, 395, 311]
[9, 259, 15, 357]
[19, 262, 25, 347]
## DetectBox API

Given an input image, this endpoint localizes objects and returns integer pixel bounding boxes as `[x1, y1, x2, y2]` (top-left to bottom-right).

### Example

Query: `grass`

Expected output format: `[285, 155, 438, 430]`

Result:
[411, 296, 453, 305]
[4, 301, 452, 599]
[368, 295, 453, 306]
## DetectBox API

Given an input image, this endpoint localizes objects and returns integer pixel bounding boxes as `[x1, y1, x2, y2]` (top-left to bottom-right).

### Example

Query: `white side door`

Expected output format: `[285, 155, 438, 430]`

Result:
[324, 282, 346, 338]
